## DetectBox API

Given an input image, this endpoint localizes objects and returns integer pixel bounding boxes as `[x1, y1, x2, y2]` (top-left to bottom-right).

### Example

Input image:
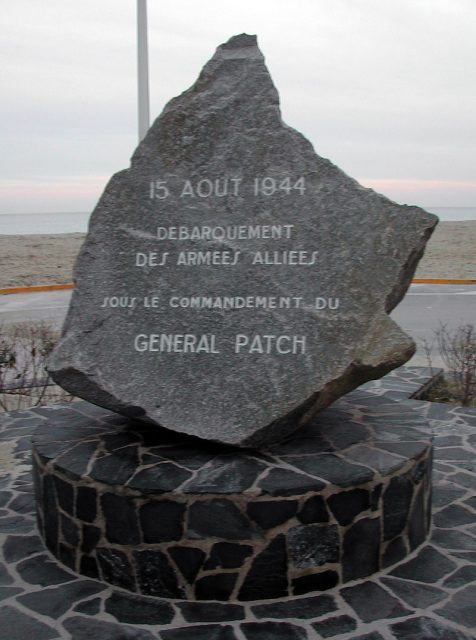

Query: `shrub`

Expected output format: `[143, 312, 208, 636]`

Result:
[0, 321, 74, 411]
[423, 323, 476, 407]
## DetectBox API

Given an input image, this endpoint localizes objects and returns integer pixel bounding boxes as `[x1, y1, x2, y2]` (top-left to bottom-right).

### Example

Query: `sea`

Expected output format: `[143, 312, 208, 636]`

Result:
[0, 207, 475, 235]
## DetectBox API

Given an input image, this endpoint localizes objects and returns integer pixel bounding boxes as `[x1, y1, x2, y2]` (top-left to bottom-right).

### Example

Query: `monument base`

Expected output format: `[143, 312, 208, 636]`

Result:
[32, 389, 432, 601]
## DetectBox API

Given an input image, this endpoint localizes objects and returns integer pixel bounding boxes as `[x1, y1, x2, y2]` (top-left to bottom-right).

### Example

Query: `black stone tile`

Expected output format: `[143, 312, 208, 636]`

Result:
[389, 546, 456, 582]
[63, 616, 157, 639]
[3, 533, 44, 562]
[241, 622, 307, 639]
[9, 492, 35, 514]
[286, 453, 374, 487]
[134, 549, 185, 598]
[342, 517, 380, 581]
[246, 499, 297, 529]
[435, 584, 476, 629]
[147, 445, 216, 471]
[434, 504, 475, 527]
[391, 615, 475, 640]
[81, 523, 101, 553]
[195, 572, 238, 600]
[101, 492, 140, 544]
[161, 625, 237, 640]
[204, 542, 253, 569]
[287, 523, 339, 567]
[434, 435, 463, 446]
[464, 495, 476, 510]
[0, 562, 13, 585]
[105, 590, 175, 625]
[443, 565, 476, 588]
[75, 401, 116, 417]
[451, 472, 476, 491]
[291, 570, 339, 594]
[341, 581, 411, 622]
[0, 490, 12, 507]
[0, 586, 23, 601]
[0, 514, 34, 534]
[0, 605, 58, 640]
[73, 597, 102, 615]
[347, 443, 406, 475]
[61, 513, 80, 546]
[438, 447, 475, 462]
[426, 402, 454, 420]
[258, 467, 326, 496]
[408, 485, 428, 550]
[238, 535, 288, 600]
[139, 500, 185, 542]
[327, 419, 373, 447]
[52, 475, 74, 514]
[383, 475, 414, 540]
[17, 579, 105, 618]
[178, 601, 245, 622]
[431, 529, 476, 551]
[370, 484, 382, 510]
[169, 546, 206, 583]
[58, 542, 76, 570]
[97, 547, 136, 591]
[433, 461, 457, 473]
[382, 536, 408, 568]
[252, 594, 337, 619]
[91, 450, 139, 485]
[381, 576, 447, 607]
[128, 462, 192, 493]
[327, 488, 370, 526]
[311, 614, 357, 638]
[376, 441, 428, 459]
[432, 485, 467, 508]
[16, 553, 75, 586]
[102, 432, 141, 451]
[42, 475, 59, 551]
[80, 554, 100, 580]
[411, 456, 431, 484]
[352, 633, 385, 640]
[76, 485, 97, 522]
[183, 456, 268, 493]
[450, 551, 476, 562]
[56, 441, 100, 478]
[188, 499, 251, 539]
[297, 494, 329, 524]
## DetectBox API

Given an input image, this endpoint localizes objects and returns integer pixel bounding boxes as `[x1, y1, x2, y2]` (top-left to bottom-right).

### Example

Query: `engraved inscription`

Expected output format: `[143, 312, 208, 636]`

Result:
[101, 172, 332, 357]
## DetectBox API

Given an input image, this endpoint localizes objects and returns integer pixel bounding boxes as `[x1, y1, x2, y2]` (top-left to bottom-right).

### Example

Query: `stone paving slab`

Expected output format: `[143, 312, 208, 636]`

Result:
[0, 366, 475, 639]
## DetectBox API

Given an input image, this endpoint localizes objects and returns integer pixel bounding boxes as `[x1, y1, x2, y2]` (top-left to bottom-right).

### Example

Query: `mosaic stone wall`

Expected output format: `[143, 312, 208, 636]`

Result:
[32, 389, 433, 601]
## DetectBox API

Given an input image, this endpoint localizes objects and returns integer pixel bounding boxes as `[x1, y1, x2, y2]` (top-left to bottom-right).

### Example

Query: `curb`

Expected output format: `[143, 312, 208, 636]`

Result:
[0, 283, 74, 295]
[0, 278, 475, 296]
[411, 278, 476, 285]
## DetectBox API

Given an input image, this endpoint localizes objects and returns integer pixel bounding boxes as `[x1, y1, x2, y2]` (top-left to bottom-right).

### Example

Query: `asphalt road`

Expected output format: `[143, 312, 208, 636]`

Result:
[1, 284, 475, 368]
[391, 283, 476, 367]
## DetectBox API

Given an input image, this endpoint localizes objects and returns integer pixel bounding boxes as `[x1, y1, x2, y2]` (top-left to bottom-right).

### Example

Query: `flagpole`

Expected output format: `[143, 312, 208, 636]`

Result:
[137, 0, 150, 142]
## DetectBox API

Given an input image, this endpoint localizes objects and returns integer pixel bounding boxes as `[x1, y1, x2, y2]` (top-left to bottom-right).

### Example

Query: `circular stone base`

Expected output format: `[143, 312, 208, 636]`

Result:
[32, 390, 433, 601]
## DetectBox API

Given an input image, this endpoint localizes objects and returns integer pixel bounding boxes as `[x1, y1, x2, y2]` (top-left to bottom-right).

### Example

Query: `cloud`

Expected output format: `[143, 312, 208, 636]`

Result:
[0, 0, 475, 213]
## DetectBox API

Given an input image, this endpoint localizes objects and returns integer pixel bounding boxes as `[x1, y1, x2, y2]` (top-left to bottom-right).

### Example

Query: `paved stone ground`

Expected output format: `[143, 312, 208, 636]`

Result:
[0, 366, 475, 640]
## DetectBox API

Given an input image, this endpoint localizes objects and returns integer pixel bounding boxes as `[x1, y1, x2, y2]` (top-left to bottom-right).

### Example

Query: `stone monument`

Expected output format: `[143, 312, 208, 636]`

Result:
[33, 34, 437, 600]
[47, 33, 437, 448]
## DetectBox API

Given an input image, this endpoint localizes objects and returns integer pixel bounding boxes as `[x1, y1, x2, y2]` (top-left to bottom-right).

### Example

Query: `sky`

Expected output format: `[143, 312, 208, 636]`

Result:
[1, 0, 475, 215]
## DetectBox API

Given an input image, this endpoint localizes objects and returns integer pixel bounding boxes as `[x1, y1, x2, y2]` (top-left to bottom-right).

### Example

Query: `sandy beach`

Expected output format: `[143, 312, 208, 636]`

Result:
[0, 222, 474, 288]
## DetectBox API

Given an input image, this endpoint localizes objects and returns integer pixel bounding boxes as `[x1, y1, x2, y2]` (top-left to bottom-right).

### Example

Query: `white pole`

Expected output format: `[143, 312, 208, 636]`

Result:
[137, 0, 150, 142]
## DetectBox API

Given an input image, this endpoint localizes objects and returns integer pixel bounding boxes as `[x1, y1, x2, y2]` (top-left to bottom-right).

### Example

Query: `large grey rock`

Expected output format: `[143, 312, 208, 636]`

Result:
[49, 34, 437, 448]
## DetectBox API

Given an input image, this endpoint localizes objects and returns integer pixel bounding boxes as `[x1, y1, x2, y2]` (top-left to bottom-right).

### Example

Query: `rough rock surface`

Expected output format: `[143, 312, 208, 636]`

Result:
[48, 34, 437, 447]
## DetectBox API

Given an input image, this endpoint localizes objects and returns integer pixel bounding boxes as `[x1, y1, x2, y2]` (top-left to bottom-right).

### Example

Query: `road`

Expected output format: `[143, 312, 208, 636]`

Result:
[391, 284, 476, 367]
[0, 284, 475, 368]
